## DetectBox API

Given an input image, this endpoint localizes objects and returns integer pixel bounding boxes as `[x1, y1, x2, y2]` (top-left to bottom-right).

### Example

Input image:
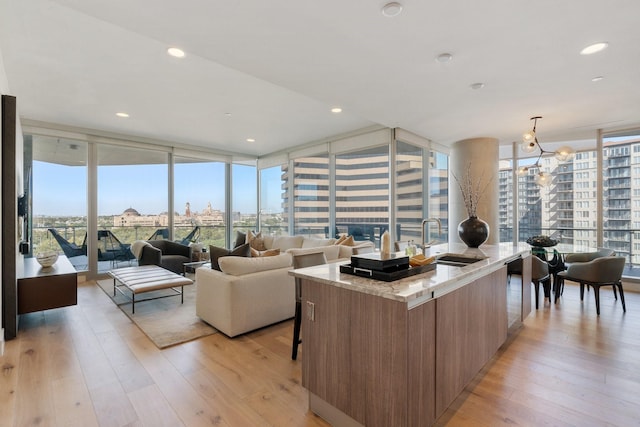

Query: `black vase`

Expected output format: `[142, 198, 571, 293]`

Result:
[458, 216, 489, 248]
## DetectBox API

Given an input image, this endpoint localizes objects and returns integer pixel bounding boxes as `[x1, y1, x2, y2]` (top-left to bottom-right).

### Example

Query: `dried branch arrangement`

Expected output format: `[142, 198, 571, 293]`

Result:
[452, 163, 493, 218]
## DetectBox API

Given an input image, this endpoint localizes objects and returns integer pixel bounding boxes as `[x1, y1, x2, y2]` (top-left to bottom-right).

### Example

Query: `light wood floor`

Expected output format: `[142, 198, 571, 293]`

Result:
[1, 279, 639, 427]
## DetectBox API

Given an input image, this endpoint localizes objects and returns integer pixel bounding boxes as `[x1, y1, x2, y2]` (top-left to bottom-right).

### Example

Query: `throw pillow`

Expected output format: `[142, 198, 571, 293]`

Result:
[334, 235, 347, 245]
[209, 243, 251, 271]
[233, 230, 246, 248]
[339, 235, 356, 246]
[247, 231, 267, 251]
[250, 247, 280, 257]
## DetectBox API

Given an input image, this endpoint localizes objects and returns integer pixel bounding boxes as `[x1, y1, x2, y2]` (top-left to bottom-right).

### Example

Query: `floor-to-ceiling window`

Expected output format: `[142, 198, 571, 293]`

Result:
[336, 145, 390, 247]
[428, 150, 449, 241]
[174, 157, 226, 247]
[499, 130, 640, 277]
[395, 141, 423, 242]
[603, 132, 640, 268]
[498, 160, 514, 242]
[232, 163, 257, 238]
[292, 155, 329, 238]
[30, 136, 88, 271]
[259, 165, 288, 236]
[97, 144, 168, 273]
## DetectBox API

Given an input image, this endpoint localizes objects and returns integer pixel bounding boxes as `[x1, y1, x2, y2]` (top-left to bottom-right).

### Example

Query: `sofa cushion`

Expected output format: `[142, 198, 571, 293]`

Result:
[251, 248, 280, 257]
[288, 245, 341, 261]
[247, 231, 267, 251]
[301, 238, 336, 248]
[271, 235, 305, 251]
[218, 252, 292, 276]
[209, 243, 251, 271]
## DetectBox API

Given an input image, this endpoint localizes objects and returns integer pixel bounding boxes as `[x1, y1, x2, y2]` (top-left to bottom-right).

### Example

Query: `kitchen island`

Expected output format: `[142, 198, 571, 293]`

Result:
[290, 242, 532, 427]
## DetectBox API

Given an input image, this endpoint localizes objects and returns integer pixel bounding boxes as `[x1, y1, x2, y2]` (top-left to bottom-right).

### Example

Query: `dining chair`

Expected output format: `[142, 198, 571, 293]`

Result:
[291, 251, 327, 360]
[556, 256, 626, 315]
[547, 249, 565, 298]
[564, 247, 615, 264]
[557, 247, 615, 297]
[506, 257, 522, 286]
[394, 241, 408, 252]
[531, 256, 551, 309]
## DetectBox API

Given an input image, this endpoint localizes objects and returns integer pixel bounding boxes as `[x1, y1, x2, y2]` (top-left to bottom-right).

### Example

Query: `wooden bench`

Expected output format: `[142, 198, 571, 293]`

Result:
[108, 265, 193, 313]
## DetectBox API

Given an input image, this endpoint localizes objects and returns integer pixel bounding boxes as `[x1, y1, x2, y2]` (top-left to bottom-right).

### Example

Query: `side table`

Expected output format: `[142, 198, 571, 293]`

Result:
[183, 260, 210, 275]
[17, 255, 78, 314]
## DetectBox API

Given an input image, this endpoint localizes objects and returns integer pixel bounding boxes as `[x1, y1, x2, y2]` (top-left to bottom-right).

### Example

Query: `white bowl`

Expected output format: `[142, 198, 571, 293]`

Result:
[36, 251, 58, 268]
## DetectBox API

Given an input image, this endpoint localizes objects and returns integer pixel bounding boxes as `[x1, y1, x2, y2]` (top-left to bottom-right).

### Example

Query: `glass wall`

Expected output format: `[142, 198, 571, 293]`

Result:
[30, 136, 88, 271]
[232, 164, 257, 239]
[499, 130, 640, 277]
[336, 145, 390, 247]
[174, 157, 226, 248]
[260, 165, 288, 236]
[498, 160, 514, 242]
[292, 155, 329, 238]
[97, 144, 168, 273]
[26, 127, 456, 276]
[428, 150, 449, 241]
[603, 133, 640, 266]
[395, 141, 423, 243]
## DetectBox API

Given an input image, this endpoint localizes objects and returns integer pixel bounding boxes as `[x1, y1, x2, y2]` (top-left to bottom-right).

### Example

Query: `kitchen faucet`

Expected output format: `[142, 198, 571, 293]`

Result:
[422, 218, 442, 250]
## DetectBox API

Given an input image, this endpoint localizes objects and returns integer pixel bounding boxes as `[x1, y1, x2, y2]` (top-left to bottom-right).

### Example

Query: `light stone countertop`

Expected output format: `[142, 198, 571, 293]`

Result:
[290, 242, 531, 308]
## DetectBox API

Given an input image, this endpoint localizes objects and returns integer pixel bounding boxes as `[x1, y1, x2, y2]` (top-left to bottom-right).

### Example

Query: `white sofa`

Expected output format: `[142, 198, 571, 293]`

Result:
[195, 235, 374, 337]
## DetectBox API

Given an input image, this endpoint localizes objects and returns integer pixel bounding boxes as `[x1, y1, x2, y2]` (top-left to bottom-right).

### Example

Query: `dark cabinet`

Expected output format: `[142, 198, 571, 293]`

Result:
[18, 255, 77, 314]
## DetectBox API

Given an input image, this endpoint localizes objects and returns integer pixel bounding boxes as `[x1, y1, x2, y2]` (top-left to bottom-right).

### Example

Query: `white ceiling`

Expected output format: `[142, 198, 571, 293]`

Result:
[1, 0, 640, 157]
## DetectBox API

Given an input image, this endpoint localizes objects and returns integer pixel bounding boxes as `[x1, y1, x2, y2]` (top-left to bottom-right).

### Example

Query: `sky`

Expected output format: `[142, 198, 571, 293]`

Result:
[32, 161, 260, 216]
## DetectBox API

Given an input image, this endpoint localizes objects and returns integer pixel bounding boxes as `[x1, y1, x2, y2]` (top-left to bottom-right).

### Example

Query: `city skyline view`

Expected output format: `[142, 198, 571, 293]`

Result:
[32, 161, 260, 216]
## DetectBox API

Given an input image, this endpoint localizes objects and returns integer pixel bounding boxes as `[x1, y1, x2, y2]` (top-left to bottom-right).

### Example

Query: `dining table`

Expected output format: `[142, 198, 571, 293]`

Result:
[528, 243, 598, 302]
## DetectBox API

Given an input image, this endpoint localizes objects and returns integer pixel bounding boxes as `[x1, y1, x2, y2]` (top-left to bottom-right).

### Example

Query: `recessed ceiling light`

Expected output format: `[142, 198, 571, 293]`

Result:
[592, 76, 604, 82]
[580, 42, 608, 55]
[224, 112, 232, 117]
[167, 47, 186, 58]
[381, 2, 403, 17]
[436, 53, 453, 63]
[470, 82, 485, 90]
[116, 112, 129, 118]
[246, 138, 255, 143]
[331, 107, 343, 113]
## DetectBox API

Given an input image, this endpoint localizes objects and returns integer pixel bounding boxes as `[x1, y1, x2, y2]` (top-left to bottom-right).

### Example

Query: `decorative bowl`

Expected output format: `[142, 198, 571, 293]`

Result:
[36, 251, 59, 268]
[526, 235, 558, 247]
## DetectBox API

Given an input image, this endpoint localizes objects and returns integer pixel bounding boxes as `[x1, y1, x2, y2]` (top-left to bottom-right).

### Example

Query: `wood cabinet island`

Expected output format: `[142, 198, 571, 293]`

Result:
[289, 243, 532, 427]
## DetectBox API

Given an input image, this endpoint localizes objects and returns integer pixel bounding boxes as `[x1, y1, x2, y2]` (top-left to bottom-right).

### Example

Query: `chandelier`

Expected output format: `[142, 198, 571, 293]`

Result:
[516, 116, 575, 186]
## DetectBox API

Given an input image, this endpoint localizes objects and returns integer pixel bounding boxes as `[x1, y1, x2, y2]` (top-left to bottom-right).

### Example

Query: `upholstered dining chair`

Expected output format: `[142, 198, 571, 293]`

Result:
[556, 256, 626, 315]
[507, 257, 523, 286]
[556, 248, 615, 297]
[531, 256, 552, 309]
[291, 251, 327, 360]
[394, 241, 408, 252]
[564, 247, 615, 264]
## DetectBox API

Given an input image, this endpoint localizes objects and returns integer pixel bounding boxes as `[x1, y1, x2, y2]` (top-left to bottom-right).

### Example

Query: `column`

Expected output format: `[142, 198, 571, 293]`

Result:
[449, 137, 499, 245]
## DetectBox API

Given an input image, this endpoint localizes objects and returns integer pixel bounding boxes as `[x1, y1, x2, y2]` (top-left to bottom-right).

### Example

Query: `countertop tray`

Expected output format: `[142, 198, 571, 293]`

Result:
[339, 262, 436, 282]
[350, 252, 409, 272]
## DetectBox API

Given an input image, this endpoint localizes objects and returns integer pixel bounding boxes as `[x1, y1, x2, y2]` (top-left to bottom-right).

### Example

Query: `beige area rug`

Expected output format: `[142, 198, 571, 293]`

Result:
[96, 278, 217, 349]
